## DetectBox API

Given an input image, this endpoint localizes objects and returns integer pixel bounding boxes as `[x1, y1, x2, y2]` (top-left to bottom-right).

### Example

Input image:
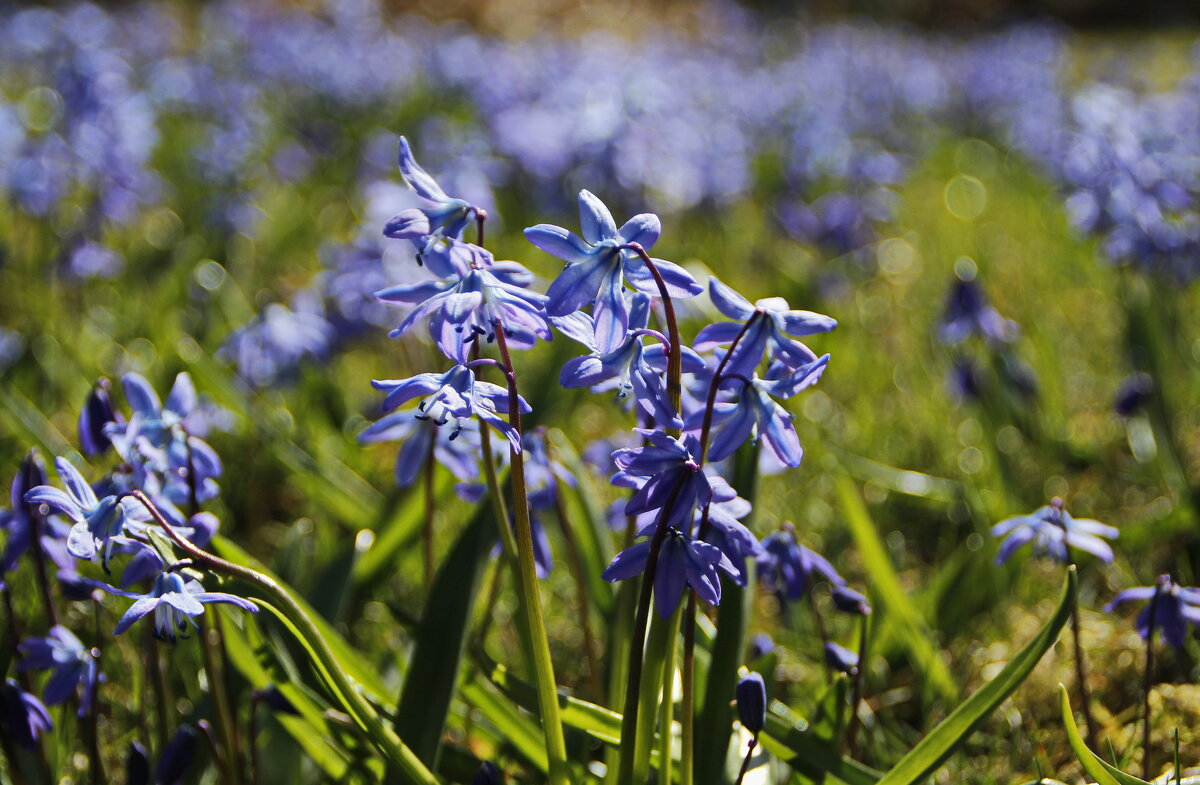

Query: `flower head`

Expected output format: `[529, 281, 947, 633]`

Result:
[612, 430, 711, 532]
[384, 137, 486, 260]
[1105, 575, 1200, 649]
[24, 457, 144, 564]
[936, 277, 1018, 346]
[1, 450, 48, 573]
[757, 525, 845, 603]
[19, 625, 99, 714]
[526, 190, 700, 353]
[991, 499, 1117, 565]
[0, 679, 52, 750]
[107, 571, 258, 642]
[602, 526, 733, 618]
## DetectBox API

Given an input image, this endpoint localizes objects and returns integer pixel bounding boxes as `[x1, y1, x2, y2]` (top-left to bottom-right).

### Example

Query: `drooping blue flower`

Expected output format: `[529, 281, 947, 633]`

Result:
[602, 526, 733, 618]
[936, 277, 1018, 346]
[78, 379, 120, 457]
[612, 430, 711, 532]
[19, 625, 99, 714]
[694, 277, 836, 380]
[0, 679, 52, 750]
[824, 642, 860, 675]
[1105, 575, 1200, 650]
[559, 293, 704, 428]
[371, 364, 530, 452]
[384, 136, 486, 260]
[684, 355, 828, 467]
[219, 297, 335, 388]
[1, 450, 48, 573]
[359, 409, 486, 501]
[991, 500, 1117, 565]
[471, 761, 504, 785]
[526, 190, 701, 354]
[156, 724, 199, 785]
[24, 457, 143, 564]
[735, 672, 767, 735]
[103, 571, 258, 642]
[756, 525, 845, 603]
[697, 475, 761, 587]
[831, 585, 872, 616]
[378, 241, 551, 364]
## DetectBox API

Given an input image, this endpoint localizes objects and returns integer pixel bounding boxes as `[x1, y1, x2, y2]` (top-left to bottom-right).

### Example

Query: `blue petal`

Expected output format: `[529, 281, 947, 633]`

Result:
[398, 137, 451, 203]
[55, 457, 99, 510]
[113, 597, 161, 635]
[578, 190, 618, 244]
[165, 373, 197, 418]
[779, 310, 838, 337]
[602, 540, 652, 582]
[121, 373, 161, 418]
[591, 268, 630, 355]
[524, 225, 594, 266]
[624, 257, 703, 299]
[708, 277, 755, 321]
[545, 258, 612, 317]
[617, 214, 661, 249]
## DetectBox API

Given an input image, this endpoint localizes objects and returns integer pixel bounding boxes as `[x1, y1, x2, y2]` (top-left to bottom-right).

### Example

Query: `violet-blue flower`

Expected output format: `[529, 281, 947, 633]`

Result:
[378, 241, 551, 364]
[612, 430, 711, 532]
[936, 277, 1018, 346]
[694, 277, 836, 380]
[104, 571, 258, 642]
[359, 409, 486, 501]
[24, 457, 143, 564]
[78, 379, 119, 457]
[697, 476, 761, 587]
[991, 500, 1117, 565]
[371, 364, 530, 452]
[0, 679, 52, 750]
[384, 136, 486, 260]
[757, 525, 845, 603]
[602, 527, 732, 618]
[735, 672, 766, 735]
[19, 625, 99, 714]
[1105, 575, 1200, 650]
[1, 450, 47, 573]
[559, 293, 704, 427]
[525, 190, 701, 354]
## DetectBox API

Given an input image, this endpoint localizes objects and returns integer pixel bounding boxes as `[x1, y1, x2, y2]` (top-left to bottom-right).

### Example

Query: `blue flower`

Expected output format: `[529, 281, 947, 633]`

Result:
[1105, 576, 1200, 650]
[526, 190, 701, 354]
[697, 475, 761, 587]
[384, 136, 486, 260]
[936, 277, 1018, 346]
[559, 293, 704, 428]
[0, 679, 52, 750]
[612, 430, 711, 533]
[78, 379, 119, 457]
[25, 457, 143, 564]
[105, 571, 258, 642]
[756, 525, 845, 603]
[602, 526, 733, 618]
[219, 297, 335, 388]
[359, 410, 486, 501]
[371, 365, 530, 452]
[694, 277, 836, 380]
[378, 241, 551, 364]
[824, 642, 860, 675]
[1, 451, 47, 573]
[684, 356, 828, 467]
[831, 585, 872, 616]
[991, 500, 1117, 565]
[19, 625, 99, 714]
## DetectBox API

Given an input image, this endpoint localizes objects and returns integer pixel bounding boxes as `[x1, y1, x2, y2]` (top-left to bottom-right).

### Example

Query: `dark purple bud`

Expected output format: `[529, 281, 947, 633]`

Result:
[831, 586, 872, 616]
[1114, 373, 1153, 417]
[748, 632, 775, 660]
[78, 379, 118, 457]
[0, 678, 52, 749]
[14, 449, 47, 519]
[948, 357, 982, 401]
[254, 684, 299, 716]
[824, 642, 859, 675]
[471, 761, 503, 785]
[735, 672, 767, 736]
[126, 740, 150, 785]
[155, 725, 198, 785]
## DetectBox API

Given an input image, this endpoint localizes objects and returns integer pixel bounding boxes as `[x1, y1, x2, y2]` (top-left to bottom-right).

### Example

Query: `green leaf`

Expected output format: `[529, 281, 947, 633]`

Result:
[758, 700, 882, 785]
[873, 568, 1078, 785]
[1059, 685, 1150, 785]
[392, 504, 494, 771]
[461, 673, 550, 772]
[834, 473, 958, 701]
[809, 675, 851, 744]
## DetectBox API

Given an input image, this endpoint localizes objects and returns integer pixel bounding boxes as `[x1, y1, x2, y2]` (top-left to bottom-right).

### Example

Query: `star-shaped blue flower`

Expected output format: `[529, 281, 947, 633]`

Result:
[384, 137, 485, 260]
[1105, 575, 1200, 649]
[991, 501, 1117, 565]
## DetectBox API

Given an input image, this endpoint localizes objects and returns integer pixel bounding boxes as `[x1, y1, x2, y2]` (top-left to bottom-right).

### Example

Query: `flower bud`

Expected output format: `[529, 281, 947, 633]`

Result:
[831, 586, 872, 616]
[471, 761, 503, 785]
[824, 642, 859, 675]
[736, 672, 767, 736]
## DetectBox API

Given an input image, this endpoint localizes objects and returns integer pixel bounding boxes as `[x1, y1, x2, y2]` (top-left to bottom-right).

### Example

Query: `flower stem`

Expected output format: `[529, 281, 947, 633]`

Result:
[126, 491, 440, 785]
[733, 738, 758, 785]
[697, 312, 762, 462]
[679, 593, 697, 785]
[1142, 581, 1163, 782]
[201, 608, 242, 785]
[421, 435, 437, 589]
[622, 244, 682, 418]
[659, 611, 680, 785]
[492, 327, 571, 785]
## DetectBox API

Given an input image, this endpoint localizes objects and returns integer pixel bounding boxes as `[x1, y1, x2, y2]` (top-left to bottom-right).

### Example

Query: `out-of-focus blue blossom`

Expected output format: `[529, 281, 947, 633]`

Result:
[0, 327, 24, 373]
[559, 293, 704, 428]
[991, 499, 1117, 565]
[0, 678, 52, 750]
[937, 277, 1018, 346]
[1114, 372, 1154, 417]
[99, 571, 257, 642]
[695, 277, 836, 380]
[25, 456, 143, 564]
[1, 451, 48, 573]
[1105, 575, 1200, 650]
[126, 740, 150, 785]
[748, 632, 775, 660]
[68, 242, 123, 279]
[602, 525, 733, 618]
[385, 136, 486, 259]
[612, 430, 711, 533]
[252, 684, 300, 716]
[757, 525, 845, 603]
[19, 625, 99, 714]
[78, 379, 120, 457]
[735, 672, 766, 735]
[219, 293, 335, 388]
[471, 761, 503, 785]
[378, 241, 551, 364]
[698, 475, 760, 587]
[947, 356, 983, 402]
[371, 364, 529, 452]
[156, 724, 199, 785]
[824, 641, 860, 675]
[526, 190, 700, 354]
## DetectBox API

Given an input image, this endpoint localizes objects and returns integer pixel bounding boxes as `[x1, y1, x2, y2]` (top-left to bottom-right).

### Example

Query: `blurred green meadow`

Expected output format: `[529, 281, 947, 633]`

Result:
[2, 2, 1200, 782]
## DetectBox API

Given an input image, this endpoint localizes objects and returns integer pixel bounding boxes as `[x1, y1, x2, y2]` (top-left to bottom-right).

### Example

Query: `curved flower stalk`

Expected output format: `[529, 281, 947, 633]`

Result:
[526, 189, 702, 354]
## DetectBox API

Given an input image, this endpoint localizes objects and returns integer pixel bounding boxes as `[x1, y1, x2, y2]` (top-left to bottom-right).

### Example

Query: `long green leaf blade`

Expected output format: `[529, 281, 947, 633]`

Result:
[873, 567, 1078, 785]
[1059, 685, 1150, 785]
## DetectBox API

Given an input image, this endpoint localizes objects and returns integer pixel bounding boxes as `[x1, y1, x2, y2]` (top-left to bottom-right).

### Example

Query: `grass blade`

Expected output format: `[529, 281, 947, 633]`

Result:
[1059, 685, 1150, 785]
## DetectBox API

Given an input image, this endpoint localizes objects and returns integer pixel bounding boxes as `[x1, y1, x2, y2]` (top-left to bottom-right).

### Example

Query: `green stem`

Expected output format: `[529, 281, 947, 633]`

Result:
[201, 608, 242, 785]
[679, 595, 696, 785]
[632, 607, 678, 785]
[127, 491, 439, 785]
[1142, 580, 1163, 782]
[493, 327, 571, 785]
